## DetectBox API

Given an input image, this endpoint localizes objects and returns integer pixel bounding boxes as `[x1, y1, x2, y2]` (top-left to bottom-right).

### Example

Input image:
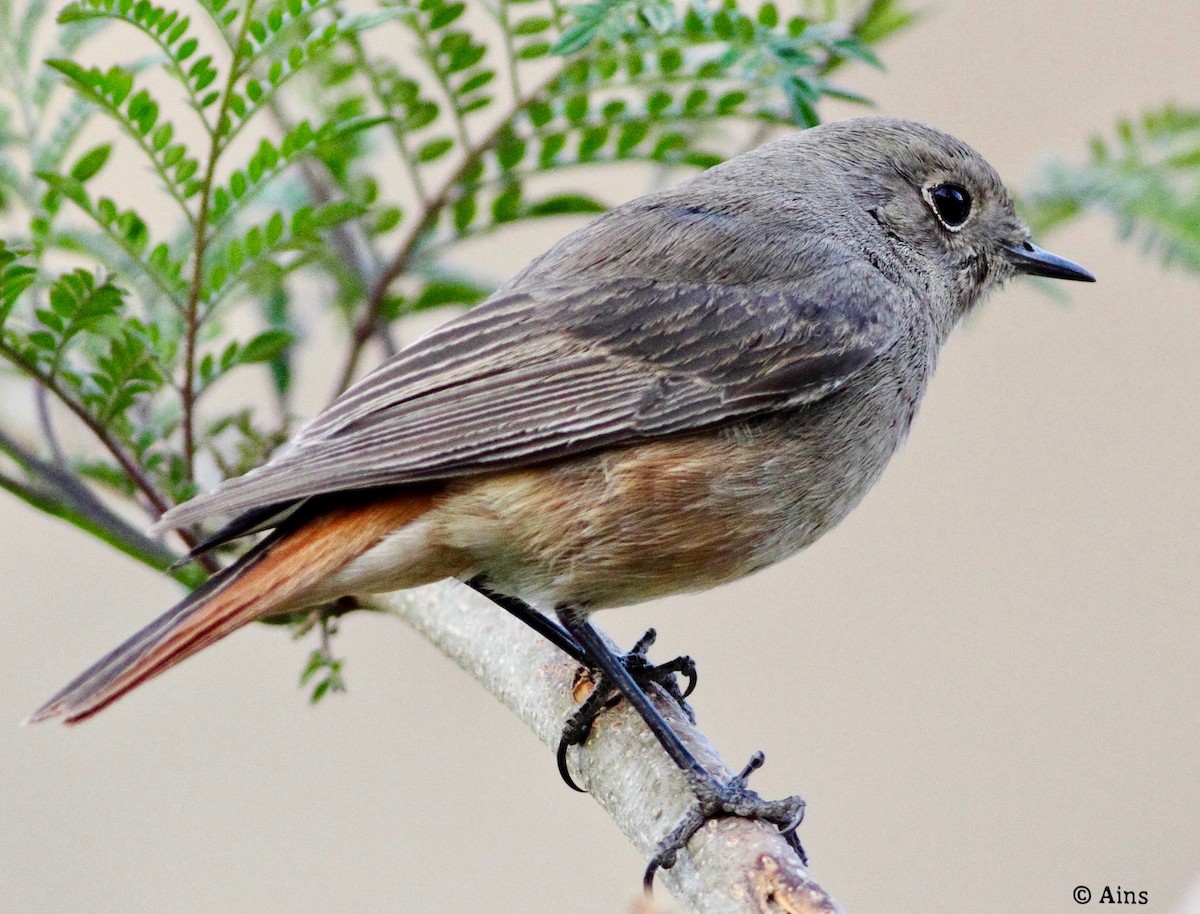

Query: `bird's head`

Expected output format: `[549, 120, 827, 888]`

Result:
[811, 118, 1094, 321]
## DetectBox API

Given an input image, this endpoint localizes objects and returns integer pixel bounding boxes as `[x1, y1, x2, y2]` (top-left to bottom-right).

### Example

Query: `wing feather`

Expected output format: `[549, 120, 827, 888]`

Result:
[158, 271, 902, 531]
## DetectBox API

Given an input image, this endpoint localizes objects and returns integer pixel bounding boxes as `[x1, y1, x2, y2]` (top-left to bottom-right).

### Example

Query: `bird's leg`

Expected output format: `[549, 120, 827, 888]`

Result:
[555, 626, 696, 791]
[466, 579, 698, 771]
[466, 577, 587, 663]
[557, 607, 806, 890]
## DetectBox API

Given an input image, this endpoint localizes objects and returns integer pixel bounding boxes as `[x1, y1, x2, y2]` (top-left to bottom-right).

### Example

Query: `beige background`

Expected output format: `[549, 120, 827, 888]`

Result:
[3, 1, 1198, 912]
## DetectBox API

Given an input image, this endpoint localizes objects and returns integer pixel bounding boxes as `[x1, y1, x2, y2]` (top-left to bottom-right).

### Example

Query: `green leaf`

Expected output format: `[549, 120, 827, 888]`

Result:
[658, 47, 683, 74]
[564, 93, 589, 123]
[496, 132, 526, 170]
[682, 87, 708, 115]
[69, 144, 113, 182]
[265, 211, 285, 245]
[552, 21, 598, 55]
[646, 90, 671, 116]
[238, 329, 293, 363]
[512, 15, 550, 35]
[429, 1, 464, 29]
[831, 37, 882, 68]
[855, 0, 920, 44]
[417, 137, 454, 162]
[412, 279, 488, 310]
[516, 40, 551, 60]
[616, 120, 649, 155]
[452, 194, 476, 233]
[539, 132, 566, 166]
[491, 183, 522, 223]
[458, 69, 494, 94]
[372, 206, 404, 234]
[0, 245, 37, 326]
[525, 194, 607, 217]
[151, 122, 174, 151]
[715, 90, 748, 115]
[309, 200, 366, 228]
[578, 125, 608, 159]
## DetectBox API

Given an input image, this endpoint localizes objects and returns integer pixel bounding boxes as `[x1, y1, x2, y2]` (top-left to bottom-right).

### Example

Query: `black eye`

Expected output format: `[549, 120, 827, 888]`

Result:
[926, 183, 972, 229]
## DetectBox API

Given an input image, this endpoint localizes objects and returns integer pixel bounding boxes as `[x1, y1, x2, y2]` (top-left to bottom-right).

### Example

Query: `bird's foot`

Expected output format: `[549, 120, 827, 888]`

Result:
[643, 752, 807, 890]
[556, 627, 697, 791]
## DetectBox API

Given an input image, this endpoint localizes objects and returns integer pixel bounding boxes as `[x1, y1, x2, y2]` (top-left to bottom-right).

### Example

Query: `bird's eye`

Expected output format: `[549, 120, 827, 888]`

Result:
[925, 183, 972, 230]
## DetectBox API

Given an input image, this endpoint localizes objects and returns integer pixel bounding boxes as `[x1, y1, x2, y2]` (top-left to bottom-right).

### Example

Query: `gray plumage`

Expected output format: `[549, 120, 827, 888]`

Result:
[160, 118, 1081, 536]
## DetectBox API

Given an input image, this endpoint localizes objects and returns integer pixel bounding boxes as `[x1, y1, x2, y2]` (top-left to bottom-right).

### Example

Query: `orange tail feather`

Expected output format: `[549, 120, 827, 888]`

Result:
[28, 492, 435, 725]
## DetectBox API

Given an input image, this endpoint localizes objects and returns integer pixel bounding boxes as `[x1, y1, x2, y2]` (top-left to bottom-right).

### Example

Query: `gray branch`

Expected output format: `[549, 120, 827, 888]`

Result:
[0, 425, 177, 567]
[367, 582, 845, 914]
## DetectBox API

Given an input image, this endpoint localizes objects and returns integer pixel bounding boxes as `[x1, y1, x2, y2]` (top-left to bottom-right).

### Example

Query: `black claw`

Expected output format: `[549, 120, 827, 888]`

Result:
[621, 633, 697, 723]
[629, 627, 657, 655]
[783, 827, 809, 868]
[739, 751, 765, 778]
[556, 631, 700, 793]
[678, 658, 698, 699]
[643, 856, 665, 893]
[556, 739, 586, 793]
[550, 612, 806, 892]
[556, 673, 622, 792]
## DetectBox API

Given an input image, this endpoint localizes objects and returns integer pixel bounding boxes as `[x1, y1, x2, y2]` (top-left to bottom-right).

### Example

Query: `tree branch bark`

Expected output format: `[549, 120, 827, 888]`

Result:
[366, 582, 845, 914]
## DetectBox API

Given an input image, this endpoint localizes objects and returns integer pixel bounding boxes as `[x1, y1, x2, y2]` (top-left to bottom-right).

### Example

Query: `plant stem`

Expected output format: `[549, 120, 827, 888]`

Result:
[34, 382, 67, 467]
[342, 29, 430, 205]
[181, 0, 259, 482]
[496, 0, 522, 103]
[411, 15, 472, 151]
[0, 425, 208, 582]
[0, 340, 198, 546]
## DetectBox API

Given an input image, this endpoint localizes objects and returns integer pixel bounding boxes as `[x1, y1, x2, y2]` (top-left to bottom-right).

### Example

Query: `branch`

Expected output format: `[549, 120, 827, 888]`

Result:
[0, 425, 210, 584]
[0, 339, 171, 517]
[0, 424, 166, 553]
[367, 582, 844, 914]
[181, 0, 259, 481]
[0, 342, 219, 570]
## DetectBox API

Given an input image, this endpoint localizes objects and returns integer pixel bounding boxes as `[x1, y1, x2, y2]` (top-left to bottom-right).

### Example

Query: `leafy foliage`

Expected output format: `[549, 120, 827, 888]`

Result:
[299, 635, 347, 704]
[0, 0, 913, 697]
[1024, 105, 1200, 273]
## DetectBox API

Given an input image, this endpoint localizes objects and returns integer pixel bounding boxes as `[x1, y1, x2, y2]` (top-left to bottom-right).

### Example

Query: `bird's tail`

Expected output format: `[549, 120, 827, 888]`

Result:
[27, 493, 435, 725]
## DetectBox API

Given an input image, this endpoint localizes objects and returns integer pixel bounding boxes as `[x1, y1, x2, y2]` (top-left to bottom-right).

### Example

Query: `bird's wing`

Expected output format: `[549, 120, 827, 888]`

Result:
[158, 268, 903, 531]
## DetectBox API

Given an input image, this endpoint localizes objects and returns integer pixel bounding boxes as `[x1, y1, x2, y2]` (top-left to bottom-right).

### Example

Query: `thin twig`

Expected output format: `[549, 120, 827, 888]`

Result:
[0, 425, 185, 569]
[181, 0, 259, 482]
[341, 27, 430, 205]
[34, 382, 67, 468]
[0, 340, 176, 523]
[495, 0, 522, 104]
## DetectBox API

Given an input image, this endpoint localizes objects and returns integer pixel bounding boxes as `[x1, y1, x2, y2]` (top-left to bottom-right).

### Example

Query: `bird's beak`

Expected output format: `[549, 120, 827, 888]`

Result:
[1005, 240, 1096, 282]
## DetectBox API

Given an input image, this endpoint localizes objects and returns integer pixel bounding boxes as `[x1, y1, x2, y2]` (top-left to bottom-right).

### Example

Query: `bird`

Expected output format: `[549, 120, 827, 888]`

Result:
[28, 116, 1094, 876]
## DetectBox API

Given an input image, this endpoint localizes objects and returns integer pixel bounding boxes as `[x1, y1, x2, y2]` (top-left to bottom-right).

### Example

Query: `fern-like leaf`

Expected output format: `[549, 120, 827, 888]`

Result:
[1025, 106, 1200, 273]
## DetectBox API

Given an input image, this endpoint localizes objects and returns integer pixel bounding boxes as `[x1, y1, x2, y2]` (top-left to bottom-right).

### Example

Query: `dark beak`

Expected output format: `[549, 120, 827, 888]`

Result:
[1006, 240, 1096, 282]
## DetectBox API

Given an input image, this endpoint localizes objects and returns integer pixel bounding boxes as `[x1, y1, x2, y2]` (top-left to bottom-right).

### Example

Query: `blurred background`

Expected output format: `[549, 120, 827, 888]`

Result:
[2, 0, 1198, 912]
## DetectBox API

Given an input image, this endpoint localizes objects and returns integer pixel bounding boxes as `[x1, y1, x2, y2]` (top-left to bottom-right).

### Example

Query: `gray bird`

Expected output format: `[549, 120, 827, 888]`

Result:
[29, 116, 1094, 878]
